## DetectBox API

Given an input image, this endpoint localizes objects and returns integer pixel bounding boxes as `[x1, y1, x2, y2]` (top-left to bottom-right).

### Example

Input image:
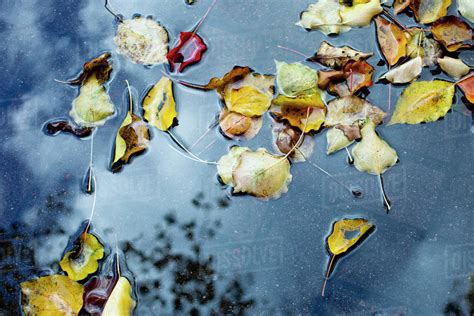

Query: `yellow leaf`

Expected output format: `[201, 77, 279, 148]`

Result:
[389, 80, 455, 124]
[143, 77, 178, 131]
[102, 277, 136, 316]
[70, 74, 115, 127]
[375, 16, 407, 66]
[340, 0, 383, 27]
[271, 94, 326, 133]
[437, 56, 470, 80]
[21, 275, 84, 316]
[352, 120, 398, 175]
[326, 127, 353, 154]
[410, 0, 452, 24]
[59, 232, 105, 281]
[324, 95, 386, 127]
[224, 85, 273, 117]
[379, 57, 422, 84]
[328, 218, 375, 256]
[217, 146, 249, 185]
[297, 0, 350, 35]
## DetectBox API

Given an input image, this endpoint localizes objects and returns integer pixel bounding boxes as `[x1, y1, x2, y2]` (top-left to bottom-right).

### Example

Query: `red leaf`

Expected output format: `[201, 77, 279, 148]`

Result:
[167, 31, 207, 73]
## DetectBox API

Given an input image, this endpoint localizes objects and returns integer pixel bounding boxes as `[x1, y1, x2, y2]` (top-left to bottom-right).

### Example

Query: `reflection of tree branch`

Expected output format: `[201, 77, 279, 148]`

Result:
[443, 276, 474, 315]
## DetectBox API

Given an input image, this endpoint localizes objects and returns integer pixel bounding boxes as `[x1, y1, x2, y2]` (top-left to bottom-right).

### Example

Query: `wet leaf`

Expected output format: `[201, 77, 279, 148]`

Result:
[271, 93, 326, 133]
[167, 32, 207, 73]
[219, 109, 263, 140]
[379, 56, 423, 83]
[325, 95, 386, 128]
[101, 277, 135, 315]
[67, 52, 112, 86]
[44, 119, 94, 138]
[405, 28, 442, 66]
[70, 75, 115, 128]
[389, 80, 455, 124]
[431, 16, 473, 52]
[143, 77, 178, 131]
[275, 60, 319, 97]
[375, 16, 407, 66]
[457, 74, 474, 103]
[328, 60, 374, 96]
[322, 218, 375, 296]
[114, 16, 169, 65]
[311, 41, 373, 69]
[326, 127, 354, 154]
[111, 111, 150, 173]
[21, 275, 84, 315]
[352, 120, 398, 175]
[458, 0, 474, 23]
[217, 147, 292, 200]
[410, 0, 452, 24]
[437, 56, 470, 80]
[339, 0, 384, 27]
[393, 0, 411, 14]
[60, 232, 105, 281]
[272, 122, 314, 162]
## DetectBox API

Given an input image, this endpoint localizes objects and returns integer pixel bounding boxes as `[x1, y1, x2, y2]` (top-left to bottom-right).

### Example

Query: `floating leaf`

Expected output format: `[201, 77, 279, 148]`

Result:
[114, 16, 169, 65]
[457, 74, 474, 103]
[275, 61, 319, 97]
[405, 28, 442, 66]
[325, 96, 386, 128]
[272, 122, 314, 162]
[271, 93, 326, 133]
[322, 218, 375, 296]
[219, 108, 263, 140]
[375, 16, 407, 66]
[437, 56, 470, 80]
[67, 52, 112, 86]
[379, 56, 423, 83]
[326, 127, 354, 154]
[21, 275, 84, 315]
[352, 120, 398, 175]
[389, 80, 455, 124]
[44, 119, 94, 138]
[311, 41, 373, 69]
[101, 276, 135, 315]
[167, 31, 207, 72]
[60, 231, 105, 281]
[339, 0, 383, 27]
[217, 147, 292, 200]
[143, 77, 178, 131]
[328, 61, 374, 96]
[410, 0, 452, 24]
[393, 0, 411, 14]
[431, 16, 473, 52]
[458, 0, 474, 22]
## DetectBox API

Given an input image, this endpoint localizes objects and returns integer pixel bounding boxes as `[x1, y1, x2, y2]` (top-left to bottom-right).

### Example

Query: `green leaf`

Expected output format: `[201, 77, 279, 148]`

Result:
[275, 61, 320, 97]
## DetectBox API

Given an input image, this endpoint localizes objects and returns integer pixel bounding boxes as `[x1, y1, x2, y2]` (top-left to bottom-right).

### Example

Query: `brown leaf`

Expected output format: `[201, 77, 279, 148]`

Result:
[410, 0, 452, 24]
[218, 108, 262, 140]
[328, 61, 374, 96]
[318, 70, 346, 90]
[431, 16, 473, 52]
[336, 124, 362, 141]
[458, 74, 474, 103]
[68, 53, 112, 86]
[311, 41, 373, 69]
[393, 0, 411, 14]
[375, 16, 407, 66]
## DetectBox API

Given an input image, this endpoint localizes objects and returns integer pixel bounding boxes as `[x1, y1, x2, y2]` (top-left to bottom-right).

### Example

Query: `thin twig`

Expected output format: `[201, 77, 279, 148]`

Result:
[104, 0, 123, 22]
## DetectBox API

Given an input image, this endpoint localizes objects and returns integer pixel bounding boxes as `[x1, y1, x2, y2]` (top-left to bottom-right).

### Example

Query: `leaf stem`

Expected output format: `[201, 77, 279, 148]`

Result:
[104, 0, 123, 23]
[321, 255, 335, 297]
[378, 174, 392, 213]
[192, 0, 219, 36]
[277, 45, 312, 60]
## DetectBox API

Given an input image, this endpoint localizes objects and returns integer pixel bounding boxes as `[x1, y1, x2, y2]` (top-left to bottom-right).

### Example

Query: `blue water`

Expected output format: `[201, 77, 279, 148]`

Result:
[0, 0, 473, 315]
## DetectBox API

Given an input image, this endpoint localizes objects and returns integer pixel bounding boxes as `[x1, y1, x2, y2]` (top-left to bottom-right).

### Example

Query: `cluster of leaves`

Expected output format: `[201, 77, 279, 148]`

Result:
[20, 223, 136, 315]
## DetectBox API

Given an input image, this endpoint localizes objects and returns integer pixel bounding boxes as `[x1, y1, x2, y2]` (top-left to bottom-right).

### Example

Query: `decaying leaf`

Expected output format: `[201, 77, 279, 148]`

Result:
[21, 275, 84, 315]
[297, 0, 382, 35]
[375, 16, 407, 66]
[394, 0, 411, 14]
[275, 61, 319, 97]
[311, 41, 373, 69]
[44, 119, 94, 138]
[327, 61, 374, 96]
[167, 31, 207, 73]
[114, 16, 169, 65]
[437, 56, 470, 80]
[379, 56, 423, 83]
[217, 147, 292, 200]
[405, 28, 442, 66]
[111, 111, 150, 173]
[410, 0, 452, 24]
[143, 77, 178, 131]
[458, 0, 474, 23]
[389, 80, 455, 124]
[457, 74, 474, 103]
[271, 93, 326, 133]
[322, 218, 375, 296]
[60, 231, 105, 281]
[431, 16, 473, 52]
[67, 52, 112, 86]
[219, 108, 263, 140]
[272, 122, 314, 162]
[325, 95, 386, 128]
[326, 127, 354, 154]
[352, 120, 398, 175]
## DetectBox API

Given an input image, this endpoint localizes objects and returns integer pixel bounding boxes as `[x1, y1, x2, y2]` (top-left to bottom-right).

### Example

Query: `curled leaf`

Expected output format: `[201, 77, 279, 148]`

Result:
[389, 80, 455, 124]
[405, 28, 442, 66]
[339, 0, 383, 27]
[271, 93, 326, 133]
[143, 77, 178, 131]
[272, 122, 314, 162]
[431, 16, 473, 52]
[457, 74, 474, 103]
[326, 127, 354, 154]
[410, 0, 452, 24]
[216, 146, 249, 185]
[60, 232, 105, 281]
[219, 109, 263, 140]
[328, 60, 374, 96]
[352, 120, 398, 175]
[379, 56, 423, 83]
[325, 95, 386, 128]
[375, 16, 407, 66]
[311, 41, 373, 69]
[275, 60, 319, 97]
[437, 56, 470, 80]
[114, 16, 169, 65]
[21, 275, 84, 315]
[67, 52, 112, 86]
[44, 119, 94, 138]
[101, 276, 136, 315]
[167, 32, 207, 73]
